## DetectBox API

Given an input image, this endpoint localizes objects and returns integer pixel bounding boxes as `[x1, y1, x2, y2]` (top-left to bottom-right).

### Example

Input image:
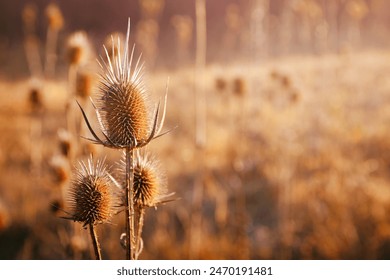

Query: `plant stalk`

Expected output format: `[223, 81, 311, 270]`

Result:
[135, 207, 145, 260]
[89, 223, 102, 260]
[125, 147, 135, 259]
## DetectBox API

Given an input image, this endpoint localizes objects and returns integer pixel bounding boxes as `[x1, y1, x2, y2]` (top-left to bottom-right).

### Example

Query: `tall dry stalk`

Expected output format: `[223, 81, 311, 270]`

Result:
[44, 3, 64, 78]
[195, 0, 207, 148]
[22, 3, 42, 78]
[189, 0, 207, 259]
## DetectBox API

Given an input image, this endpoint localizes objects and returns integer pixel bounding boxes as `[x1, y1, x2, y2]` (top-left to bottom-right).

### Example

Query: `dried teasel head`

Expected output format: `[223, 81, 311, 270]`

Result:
[132, 151, 173, 208]
[66, 157, 117, 227]
[45, 3, 64, 31]
[66, 31, 92, 66]
[77, 19, 168, 150]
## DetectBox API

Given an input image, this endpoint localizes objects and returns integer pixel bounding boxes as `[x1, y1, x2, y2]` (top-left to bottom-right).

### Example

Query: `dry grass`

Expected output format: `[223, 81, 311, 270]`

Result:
[1, 48, 390, 259]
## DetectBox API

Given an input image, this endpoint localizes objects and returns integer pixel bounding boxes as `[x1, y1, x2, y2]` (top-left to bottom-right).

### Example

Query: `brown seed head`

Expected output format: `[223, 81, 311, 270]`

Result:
[66, 31, 92, 66]
[57, 128, 72, 157]
[215, 77, 227, 92]
[78, 19, 167, 150]
[133, 152, 169, 208]
[233, 77, 247, 97]
[45, 3, 64, 30]
[22, 3, 37, 34]
[99, 83, 150, 148]
[76, 70, 94, 99]
[68, 158, 115, 227]
[28, 86, 44, 114]
[96, 20, 155, 149]
[50, 155, 70, 184]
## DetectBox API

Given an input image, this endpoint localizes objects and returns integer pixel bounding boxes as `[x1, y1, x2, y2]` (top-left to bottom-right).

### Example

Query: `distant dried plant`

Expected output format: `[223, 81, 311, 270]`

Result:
[139, 0, 165, 19]
[232, 77, 247, 97]
[44, 3, 64, 78]
[171, 15, 193, 64]
[66, 31, 92, 67]
[22, 3, 42, 77]
[103, 32, 126, 61]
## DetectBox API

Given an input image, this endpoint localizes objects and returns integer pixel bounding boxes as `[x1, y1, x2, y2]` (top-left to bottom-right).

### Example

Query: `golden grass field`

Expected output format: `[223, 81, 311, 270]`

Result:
[1, 47, 390, 259]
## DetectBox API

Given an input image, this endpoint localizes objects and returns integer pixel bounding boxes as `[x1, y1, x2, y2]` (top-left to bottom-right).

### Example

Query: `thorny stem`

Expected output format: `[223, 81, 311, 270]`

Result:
[89, 223, 102, 260]
[125, 147, 135, 260]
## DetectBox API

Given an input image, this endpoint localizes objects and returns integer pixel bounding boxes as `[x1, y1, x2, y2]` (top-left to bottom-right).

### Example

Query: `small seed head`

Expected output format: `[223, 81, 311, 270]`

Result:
[133, 152, 168, 208]
[66, 31, 92, 66]
[233, 77, 247, 97]
[45, 3, 64, 30]
[67, 158, 115, 227]
[76, 70, 94, 99]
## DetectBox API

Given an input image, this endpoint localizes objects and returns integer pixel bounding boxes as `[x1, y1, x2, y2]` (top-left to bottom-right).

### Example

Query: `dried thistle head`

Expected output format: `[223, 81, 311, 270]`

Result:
[78, 19, 167, 149]
[66, 31, 92, 66]
[45, 3, 64, 31]
[67, 158, 116, 227]
[132, 151, 172, 208]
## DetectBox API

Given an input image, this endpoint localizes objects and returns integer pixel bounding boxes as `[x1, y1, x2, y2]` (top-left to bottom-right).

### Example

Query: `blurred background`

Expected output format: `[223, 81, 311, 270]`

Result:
[1, 0, 390, 259]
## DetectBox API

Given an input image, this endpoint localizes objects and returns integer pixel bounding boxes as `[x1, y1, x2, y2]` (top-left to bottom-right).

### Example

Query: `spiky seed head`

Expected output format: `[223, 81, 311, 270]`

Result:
[45, 3, 64, 30]
[96, 20, 152, 148]
[78, 19, 168, 149]
[133, 152, 168, 208]
[66, 31, 92, 66]
[100, 83, 150, 147]
[67, 158, 115, 227]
